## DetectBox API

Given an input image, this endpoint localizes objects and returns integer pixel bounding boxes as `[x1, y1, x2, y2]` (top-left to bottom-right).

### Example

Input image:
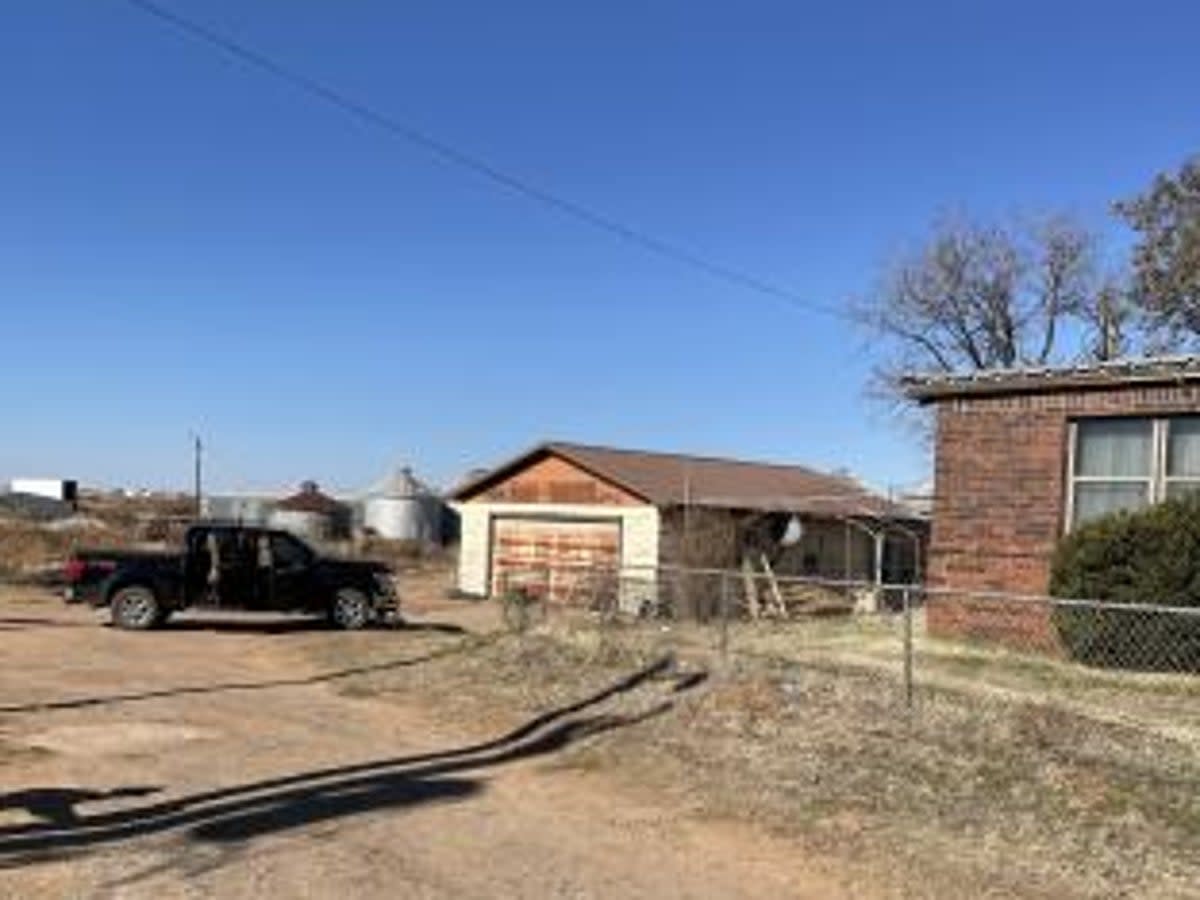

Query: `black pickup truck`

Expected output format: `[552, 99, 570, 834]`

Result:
[64, 523, 397, 630]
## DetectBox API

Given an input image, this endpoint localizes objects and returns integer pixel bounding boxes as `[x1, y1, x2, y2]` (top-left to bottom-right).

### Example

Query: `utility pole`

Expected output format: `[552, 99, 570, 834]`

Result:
[193, 433, 203, 518]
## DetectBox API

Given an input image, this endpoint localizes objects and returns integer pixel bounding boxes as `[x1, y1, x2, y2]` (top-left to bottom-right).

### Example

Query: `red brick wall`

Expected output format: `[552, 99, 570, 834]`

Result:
[928, 382, 1200, 649]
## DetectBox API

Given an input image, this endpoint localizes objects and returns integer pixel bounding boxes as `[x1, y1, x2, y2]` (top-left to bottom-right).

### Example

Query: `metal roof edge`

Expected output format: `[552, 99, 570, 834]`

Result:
[902, 355, 1200, 403]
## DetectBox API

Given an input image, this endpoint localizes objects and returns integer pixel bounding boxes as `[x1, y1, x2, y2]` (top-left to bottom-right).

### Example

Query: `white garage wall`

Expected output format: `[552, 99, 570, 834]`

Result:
[451, 502, 660, 597]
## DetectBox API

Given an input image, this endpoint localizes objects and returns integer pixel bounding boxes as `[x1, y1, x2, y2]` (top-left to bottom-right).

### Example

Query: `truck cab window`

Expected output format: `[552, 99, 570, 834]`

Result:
[270, 534, 311, 571]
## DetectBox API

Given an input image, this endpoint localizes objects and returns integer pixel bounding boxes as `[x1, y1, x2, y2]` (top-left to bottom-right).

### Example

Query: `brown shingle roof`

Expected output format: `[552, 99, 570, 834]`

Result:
[276, 481, 344, 514]
[453, 441, 916, 520]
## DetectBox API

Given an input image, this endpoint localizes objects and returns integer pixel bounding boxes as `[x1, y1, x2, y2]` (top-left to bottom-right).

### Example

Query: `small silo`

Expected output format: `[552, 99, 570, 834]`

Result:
[270, 481, 349, 541]
[364, 467, 443, 543]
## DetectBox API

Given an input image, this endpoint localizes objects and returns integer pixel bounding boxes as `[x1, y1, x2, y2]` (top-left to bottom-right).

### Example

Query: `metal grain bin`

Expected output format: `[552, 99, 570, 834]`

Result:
[363, 467, 443, 543]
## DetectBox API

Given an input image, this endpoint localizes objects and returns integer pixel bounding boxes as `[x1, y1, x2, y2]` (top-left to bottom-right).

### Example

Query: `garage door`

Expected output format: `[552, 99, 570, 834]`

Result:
[490, 517, 621, 602]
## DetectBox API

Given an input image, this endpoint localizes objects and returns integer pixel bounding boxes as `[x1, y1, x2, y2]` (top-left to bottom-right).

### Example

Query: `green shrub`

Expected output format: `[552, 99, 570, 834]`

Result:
[1050, 494, 1200, 671]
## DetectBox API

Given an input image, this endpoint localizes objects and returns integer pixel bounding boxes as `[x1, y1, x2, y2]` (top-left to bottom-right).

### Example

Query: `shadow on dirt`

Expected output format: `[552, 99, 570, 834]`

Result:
[148, 617, 468, 636]
[0, 655, 697, 867]
[0, 617, 92, 631]
[0, 635, 487, 715]
[0, 788, 161, 827]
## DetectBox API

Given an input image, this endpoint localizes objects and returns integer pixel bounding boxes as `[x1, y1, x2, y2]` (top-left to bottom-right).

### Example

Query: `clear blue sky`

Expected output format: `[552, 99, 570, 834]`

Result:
[4, 1, 1200, 494]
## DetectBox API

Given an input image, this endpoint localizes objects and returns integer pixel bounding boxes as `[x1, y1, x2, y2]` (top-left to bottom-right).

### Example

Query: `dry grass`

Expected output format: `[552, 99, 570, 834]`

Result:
[76, 492, 194, 532]
[726, 614, 1200, 749]
[0, 520, 120, 579]
[295, 610, 1200, 900]
[354, 536, 456, 573]
[0, 493, 192, 579]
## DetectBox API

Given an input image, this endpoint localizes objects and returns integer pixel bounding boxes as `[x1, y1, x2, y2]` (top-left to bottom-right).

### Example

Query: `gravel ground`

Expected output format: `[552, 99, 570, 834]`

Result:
[6, 577, 1198, 899]
[294, 600, 1200, 900]
[0, 585, 850, 899]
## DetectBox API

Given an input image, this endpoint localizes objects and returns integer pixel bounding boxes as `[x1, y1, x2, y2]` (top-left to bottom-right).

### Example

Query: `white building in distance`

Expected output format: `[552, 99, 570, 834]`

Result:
[9, 478, 78, 504]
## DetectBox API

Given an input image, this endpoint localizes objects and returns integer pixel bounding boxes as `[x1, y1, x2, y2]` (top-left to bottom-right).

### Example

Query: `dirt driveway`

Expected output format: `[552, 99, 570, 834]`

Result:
[0, 588, 848, 899]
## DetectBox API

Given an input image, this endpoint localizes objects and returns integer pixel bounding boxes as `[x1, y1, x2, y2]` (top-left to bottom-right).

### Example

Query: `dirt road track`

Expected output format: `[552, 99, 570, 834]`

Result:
[0, 592, 854, 899]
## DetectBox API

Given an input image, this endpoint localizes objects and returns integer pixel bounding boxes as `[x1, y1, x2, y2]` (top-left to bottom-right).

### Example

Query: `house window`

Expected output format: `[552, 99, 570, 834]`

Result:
[1166, 417, 1200, 499]
[1070, 416, 1200, 528]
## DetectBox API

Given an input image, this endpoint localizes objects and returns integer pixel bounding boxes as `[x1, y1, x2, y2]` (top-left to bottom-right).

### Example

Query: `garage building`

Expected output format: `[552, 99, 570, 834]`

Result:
[450, 441, 923, 603]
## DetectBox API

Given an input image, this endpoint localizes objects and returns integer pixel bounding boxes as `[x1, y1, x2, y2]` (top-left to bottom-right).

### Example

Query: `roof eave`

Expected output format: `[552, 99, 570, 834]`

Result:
[902, 361, 1200, 404]
[664, 496, 925, 522]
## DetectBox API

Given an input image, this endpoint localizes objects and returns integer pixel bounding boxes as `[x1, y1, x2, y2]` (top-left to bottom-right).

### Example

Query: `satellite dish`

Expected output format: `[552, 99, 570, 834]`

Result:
[780, 515, 804, 546]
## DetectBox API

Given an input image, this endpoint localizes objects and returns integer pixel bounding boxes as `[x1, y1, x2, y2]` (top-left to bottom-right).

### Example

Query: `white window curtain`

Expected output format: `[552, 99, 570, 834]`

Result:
[1166, 416, 1200, 497]
[1072, 419, 1152, 526]
[1075, 419, 1152, 477]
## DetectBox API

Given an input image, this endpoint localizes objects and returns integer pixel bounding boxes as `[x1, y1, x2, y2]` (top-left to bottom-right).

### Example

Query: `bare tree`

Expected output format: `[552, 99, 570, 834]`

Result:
[1079, 278, 1134, 361]
[856, 214, 1125, 407]
[1116, 155, 1200, 345]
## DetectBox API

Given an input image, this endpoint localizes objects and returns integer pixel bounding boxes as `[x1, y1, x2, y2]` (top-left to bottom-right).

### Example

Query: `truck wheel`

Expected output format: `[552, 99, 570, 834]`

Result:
[330, 588, 372, 630]
[111, 586, 162, 631]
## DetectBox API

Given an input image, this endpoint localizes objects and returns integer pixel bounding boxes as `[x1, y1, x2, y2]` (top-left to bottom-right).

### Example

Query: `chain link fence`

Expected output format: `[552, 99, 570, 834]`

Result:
[487, 563, 1200, 895]
[493, 561, 1200, 706]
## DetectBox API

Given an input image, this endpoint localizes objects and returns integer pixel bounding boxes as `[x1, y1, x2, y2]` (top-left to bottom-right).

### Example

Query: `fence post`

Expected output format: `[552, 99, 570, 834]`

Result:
[902, 585, 914, 711]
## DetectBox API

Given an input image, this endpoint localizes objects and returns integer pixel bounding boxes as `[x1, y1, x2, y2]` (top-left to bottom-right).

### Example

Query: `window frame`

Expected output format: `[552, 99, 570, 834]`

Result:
[1163, 417, 1200, 498]
[1066, 416, 1200, 531]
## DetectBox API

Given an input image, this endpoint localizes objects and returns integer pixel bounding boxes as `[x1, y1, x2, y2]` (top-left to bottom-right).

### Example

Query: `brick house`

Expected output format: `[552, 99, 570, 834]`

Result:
[450, 441, 923, 605]
[905, 357, 1200, 648]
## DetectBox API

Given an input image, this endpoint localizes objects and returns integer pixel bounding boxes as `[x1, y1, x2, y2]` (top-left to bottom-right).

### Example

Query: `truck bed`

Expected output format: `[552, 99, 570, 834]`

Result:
[65, 547, 181, 604]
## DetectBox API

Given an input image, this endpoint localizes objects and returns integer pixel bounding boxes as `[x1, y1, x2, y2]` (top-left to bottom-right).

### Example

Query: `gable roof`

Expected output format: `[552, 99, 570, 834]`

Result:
[903, 355, 1200, 403]
[451, 441, 917, 520]
[276, 481, 345, 514]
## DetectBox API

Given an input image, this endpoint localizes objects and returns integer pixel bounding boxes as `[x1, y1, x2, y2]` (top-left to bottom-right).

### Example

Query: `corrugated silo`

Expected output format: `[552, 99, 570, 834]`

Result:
[364, 467, 443, 543]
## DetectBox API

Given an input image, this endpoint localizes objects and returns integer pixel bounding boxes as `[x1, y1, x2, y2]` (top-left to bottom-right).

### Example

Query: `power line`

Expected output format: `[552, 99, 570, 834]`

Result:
[121, 0, 849, 322]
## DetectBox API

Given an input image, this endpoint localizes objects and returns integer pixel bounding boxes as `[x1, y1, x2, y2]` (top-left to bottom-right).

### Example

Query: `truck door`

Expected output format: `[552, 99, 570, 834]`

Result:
[189, 528, 255, 608]
[265, 533, 314, 610]
[225, 531, 258, 607]
[184, 527, 212, 605]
